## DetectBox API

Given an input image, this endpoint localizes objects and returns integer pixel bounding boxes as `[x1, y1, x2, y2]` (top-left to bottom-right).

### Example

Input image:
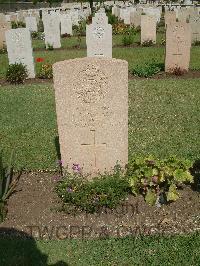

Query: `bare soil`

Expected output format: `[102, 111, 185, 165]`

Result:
[0, 172, 200, 240]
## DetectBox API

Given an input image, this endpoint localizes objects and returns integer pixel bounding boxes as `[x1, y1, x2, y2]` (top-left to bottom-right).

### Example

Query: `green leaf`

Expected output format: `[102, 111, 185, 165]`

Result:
[166, 184, 179, 202]
[173, 169, 194, 183]
[145, 189, 157, 206]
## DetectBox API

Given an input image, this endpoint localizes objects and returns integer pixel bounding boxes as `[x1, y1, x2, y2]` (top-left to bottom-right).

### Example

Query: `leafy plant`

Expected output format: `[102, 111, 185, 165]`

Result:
[141, 40, 155, 47]
[31, 31, 40, 39]
[6, 63, 28, 84]
[0, 45, 7, 54]
[160, 38, 166, 45]
[107, 12, 118, 25]
[11, 21, 26, 29]
[127, 156, 194, 206]
[0, 150, 21, 222]
[38, 63, 53, 79]
[192, 40, 200, 46]
[55, 166, 129, 213]
[73, 19, 86, 48]
[122, 28, 136, 46]
[46, 43, 54, 50]
[38, 19, 44, 32]
[113, 22, 130, 35]
[132, 61, 164, 78]
[169, 67, 186, 76]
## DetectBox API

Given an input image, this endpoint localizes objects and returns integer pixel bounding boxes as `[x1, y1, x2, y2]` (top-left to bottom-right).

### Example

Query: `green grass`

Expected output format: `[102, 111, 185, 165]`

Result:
[0, 233, 199, 265]
[0, 79, 200, 170]
[0, 44, 200, 79]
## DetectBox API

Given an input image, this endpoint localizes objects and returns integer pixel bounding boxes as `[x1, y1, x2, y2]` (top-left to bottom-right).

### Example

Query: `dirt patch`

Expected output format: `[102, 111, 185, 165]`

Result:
[0, 172, 199, 240]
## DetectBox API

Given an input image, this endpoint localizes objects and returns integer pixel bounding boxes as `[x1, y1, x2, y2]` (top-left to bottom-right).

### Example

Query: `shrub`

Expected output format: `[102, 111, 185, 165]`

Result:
[61, 33, 71, 38]
[113, 22, 130, 35]
[55, 167, 129, 213]
[6, 63, 28, 84]
[169, 67, 186, 76]
[127, 156, 194, 206]
[0, 45, 7, 54]
[192, 40, 200, 46]
[160, 38, 166, 45]
[157, 19, 165, 28]
[122, 27, 136, 46]
[31, 31, 40, 39]
[0, 151, 21, 222]
[38, 63, 53, 79]
[122, 34, 135, 46]
[108, 12, 118, 25]
[132, 61, 164, 78]
[38, 19, 44, 32]
[73, 20, 86, 48]
[46, 43, 54, 50]
[11, 21, 26, 29]
[141, 40, 155, 47]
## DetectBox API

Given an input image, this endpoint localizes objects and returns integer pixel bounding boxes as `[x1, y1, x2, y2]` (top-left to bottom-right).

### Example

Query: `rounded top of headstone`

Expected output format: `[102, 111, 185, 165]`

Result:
[53, 57, 128, 69]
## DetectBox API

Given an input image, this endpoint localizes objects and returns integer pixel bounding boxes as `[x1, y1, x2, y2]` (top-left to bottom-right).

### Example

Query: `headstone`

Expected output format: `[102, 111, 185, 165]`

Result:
[53, 57, 128, 176]
[177, 10, 188, 23]
[5, 28, 35, 78]
[190, 16, 200, 43]
[141, 15, 157, 44]
[130, 11, 141, 27]
[86, 14, 112, 58]
[25, 16, 38, 32]
[123, 9, 131, 25]
[165, 11, 176, 27]
[60, 14, 73, 35]
[43, 14, 61, 49]
[165, 22, 191, 72]
[0, 21, 11, 49]
[0, 13, 6, 24]
[130, 11, 142, 28]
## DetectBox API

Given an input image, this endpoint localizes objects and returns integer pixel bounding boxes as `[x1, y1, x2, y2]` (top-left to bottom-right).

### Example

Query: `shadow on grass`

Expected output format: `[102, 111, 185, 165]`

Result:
[191, 160, 200, 192]
[55, 136, 61, 161]
[0, 227, 68, 266]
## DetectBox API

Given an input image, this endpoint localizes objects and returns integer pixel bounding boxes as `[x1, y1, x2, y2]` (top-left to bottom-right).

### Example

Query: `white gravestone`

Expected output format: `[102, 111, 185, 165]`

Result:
[60, 14, 73, 35]
[43, 14, 61, 49]
[5, 28, 35, 78]
[25, 16, 38, 32]
[86, 14, 112, 58]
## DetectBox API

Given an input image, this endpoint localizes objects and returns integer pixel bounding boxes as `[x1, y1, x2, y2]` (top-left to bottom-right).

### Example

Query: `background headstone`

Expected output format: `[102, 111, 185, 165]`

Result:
[43, 13, 61, 49]
[25, 16, 38, 32]
[5, 28, 35, 78]
[86, 13, 112, 58]
[165, 22, 191, 72]
[141, 15, 157, 44]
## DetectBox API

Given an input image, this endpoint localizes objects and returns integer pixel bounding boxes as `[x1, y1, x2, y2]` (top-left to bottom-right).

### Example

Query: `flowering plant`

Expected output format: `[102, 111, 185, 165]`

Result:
[127, 156, 194, 206]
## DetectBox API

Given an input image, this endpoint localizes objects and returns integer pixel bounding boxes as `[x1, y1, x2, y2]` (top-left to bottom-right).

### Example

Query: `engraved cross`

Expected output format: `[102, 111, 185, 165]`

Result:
[81, 129, 106, 168]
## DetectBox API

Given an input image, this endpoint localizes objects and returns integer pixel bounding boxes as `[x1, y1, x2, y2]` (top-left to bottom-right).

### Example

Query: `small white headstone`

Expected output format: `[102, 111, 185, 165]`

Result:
[43, 14, 61, 49]
[5, 28, 35, 78]
[25, 16, 38, 32]
[86, 13, 112, 58]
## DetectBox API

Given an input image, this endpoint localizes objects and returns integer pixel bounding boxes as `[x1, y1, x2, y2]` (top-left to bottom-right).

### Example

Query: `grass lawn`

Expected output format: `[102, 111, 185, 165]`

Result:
[0, 37, 200, 79]
[0, 233, 199, 265]
[0, 78, 200, 170]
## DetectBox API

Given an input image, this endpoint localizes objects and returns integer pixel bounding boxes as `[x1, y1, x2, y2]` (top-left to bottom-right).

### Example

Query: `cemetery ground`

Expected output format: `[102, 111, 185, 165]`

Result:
[0, 38, 200, 263]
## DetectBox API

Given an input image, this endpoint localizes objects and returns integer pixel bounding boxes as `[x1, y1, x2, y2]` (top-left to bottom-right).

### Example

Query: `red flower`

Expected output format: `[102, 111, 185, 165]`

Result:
[36, 57, 44, 63]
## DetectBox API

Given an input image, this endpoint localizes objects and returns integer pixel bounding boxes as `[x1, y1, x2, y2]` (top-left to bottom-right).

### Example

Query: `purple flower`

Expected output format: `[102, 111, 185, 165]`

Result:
[72, 163, 81, 173]
[66, 187, 73, 193]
